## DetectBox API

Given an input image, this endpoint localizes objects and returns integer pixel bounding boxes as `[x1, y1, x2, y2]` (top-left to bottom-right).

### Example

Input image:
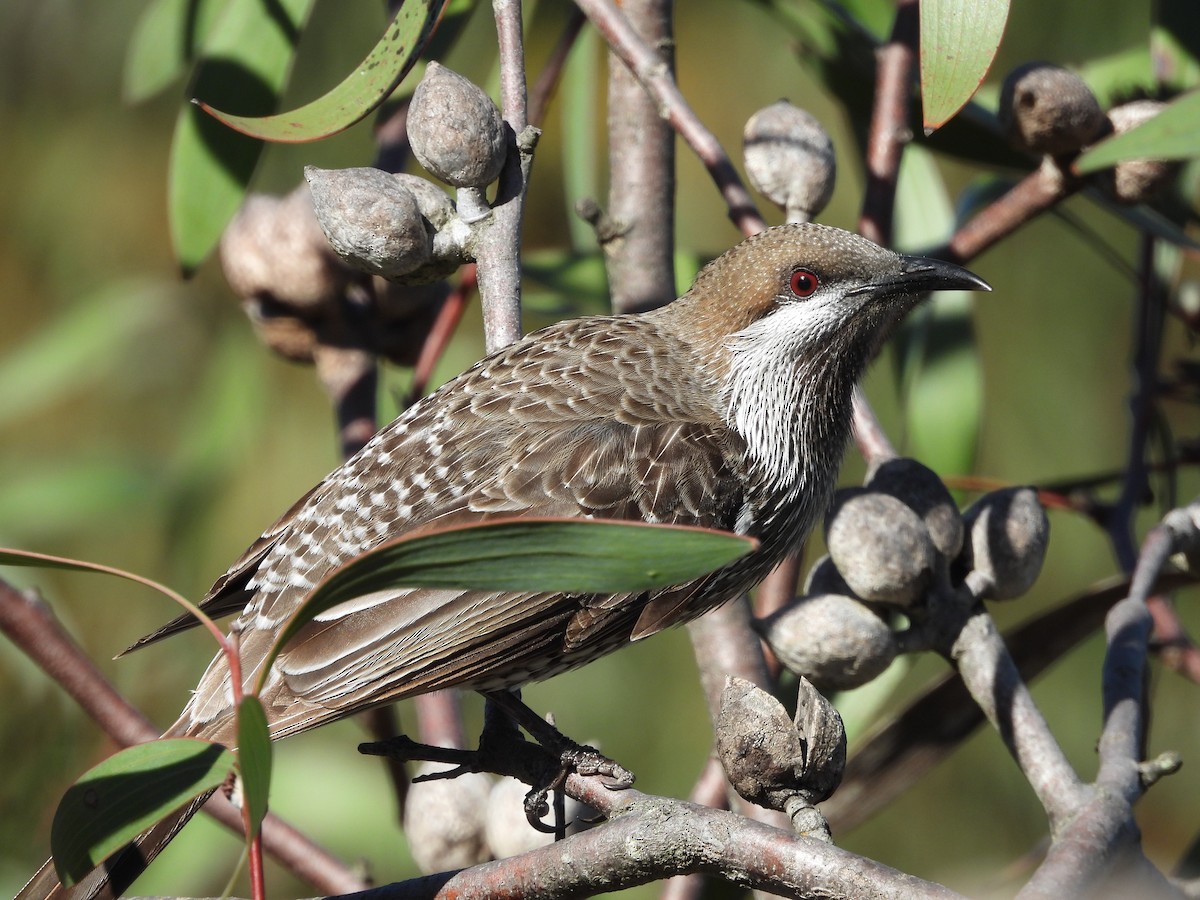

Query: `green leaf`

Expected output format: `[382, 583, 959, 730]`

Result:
[919, 0, 1010, 132]
[168, 0, 317, 273]
[236, 697, 272, 840]
[198, 0, 446, 143]
[51, 739, 235, 885]
[123, 0, 227, 103]
[1074, 90, 1200, 174]
[264, 518, 756, 681]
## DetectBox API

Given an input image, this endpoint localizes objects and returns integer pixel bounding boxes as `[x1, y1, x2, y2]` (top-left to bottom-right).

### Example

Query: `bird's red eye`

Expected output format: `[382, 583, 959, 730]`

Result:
[789, 268, 819, 298]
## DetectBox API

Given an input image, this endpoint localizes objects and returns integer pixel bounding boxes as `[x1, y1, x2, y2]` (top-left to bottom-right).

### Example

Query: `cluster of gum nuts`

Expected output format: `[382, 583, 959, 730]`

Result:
[757, 457, 1050, 693]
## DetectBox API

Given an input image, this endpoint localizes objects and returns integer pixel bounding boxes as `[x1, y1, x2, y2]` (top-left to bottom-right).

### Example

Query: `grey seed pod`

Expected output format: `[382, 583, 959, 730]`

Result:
[998, 62, 1107, 157]
[960, 487, 1049, 600]
[866, 457, 964, 559]
[825, 489, 936, 607]
[241, 297, 318, 363]
[220, 186, 348, 312]
[305, 166, 432, 279]
[715, 676, 808, 812]
[408, 62, 507, 189]
[792, 676, 847, 803]
[803, 554, 854, 597]
[1097, 100, 1180, 205]
[756, 594, 897, 691]
[403, 762, 492, 874]
[484, 775, 590, 859]
[743, 100, 836, 223]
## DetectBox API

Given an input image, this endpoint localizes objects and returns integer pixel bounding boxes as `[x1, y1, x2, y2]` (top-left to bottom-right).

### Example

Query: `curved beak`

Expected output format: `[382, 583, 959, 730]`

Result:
[891, 255, 992, 295]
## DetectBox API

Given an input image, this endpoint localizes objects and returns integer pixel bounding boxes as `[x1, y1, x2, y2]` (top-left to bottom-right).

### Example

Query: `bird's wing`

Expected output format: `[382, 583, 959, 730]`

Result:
[160, 315, 752, 740]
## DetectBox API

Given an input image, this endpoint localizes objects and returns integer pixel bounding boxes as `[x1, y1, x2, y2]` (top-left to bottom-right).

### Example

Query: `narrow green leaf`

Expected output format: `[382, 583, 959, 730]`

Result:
[199, 0, 446, 143]
[919, 0, 1010, 132]
[236, 697, 272, 840]
[51, 740, 235, 885]
[264, 518, 756, 681]
[1074, 90, 1200, 174]
[168, 0, 317, 273]
[123, 0, 227, 103]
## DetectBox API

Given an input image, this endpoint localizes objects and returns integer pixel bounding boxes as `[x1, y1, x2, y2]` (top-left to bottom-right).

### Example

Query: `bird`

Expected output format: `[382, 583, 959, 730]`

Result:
[20, 222, 989, 900]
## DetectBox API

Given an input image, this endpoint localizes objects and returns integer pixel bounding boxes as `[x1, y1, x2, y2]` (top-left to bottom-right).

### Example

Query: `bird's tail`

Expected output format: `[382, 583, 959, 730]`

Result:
[15, 789, 214, 900]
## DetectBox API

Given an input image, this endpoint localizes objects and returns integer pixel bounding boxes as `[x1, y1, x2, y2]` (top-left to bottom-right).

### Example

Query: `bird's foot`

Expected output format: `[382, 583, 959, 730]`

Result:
[358, 691, 631, 835]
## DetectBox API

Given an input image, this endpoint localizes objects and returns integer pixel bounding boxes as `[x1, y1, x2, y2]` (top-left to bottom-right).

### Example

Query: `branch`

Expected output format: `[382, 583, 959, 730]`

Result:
[474, 0, 535, 352]
[340, 777, 965, 900]
[604, 0, 677, 313]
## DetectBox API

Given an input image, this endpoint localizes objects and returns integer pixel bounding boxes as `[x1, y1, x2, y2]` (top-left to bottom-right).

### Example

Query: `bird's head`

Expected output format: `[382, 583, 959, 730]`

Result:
[660, 222, 990, 485]
[666, 222, 989, 368]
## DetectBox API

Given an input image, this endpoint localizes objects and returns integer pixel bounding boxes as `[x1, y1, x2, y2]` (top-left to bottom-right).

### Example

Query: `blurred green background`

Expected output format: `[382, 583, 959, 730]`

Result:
[1, 1, 1198, 897]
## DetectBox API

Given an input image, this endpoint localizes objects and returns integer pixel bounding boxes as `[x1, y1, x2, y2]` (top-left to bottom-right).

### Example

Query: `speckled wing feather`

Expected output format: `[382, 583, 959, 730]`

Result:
[166, 316, 755, 741]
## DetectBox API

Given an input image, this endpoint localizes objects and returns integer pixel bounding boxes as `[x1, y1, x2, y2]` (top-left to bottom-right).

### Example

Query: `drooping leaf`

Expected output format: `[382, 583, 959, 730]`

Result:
[1074, 90, 1200, 174]
[123, 0, 227, 103]
[198, 0, 448, 143]
[51, 740, 235, 885]
[263, 518, 756, 684]
[168, 0, 317, 273]
[236, 697, 272, 840]
[919, 0, 1010, 132]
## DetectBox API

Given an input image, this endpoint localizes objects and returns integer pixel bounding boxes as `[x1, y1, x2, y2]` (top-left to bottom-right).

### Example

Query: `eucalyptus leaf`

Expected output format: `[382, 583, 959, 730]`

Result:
[198, 0, 446, 143]
[919, 0, 1010, 132]
[1075, 90, 1200, 173]
[51, 740, 235, 885]
[263, 518, 756, 684]
[123, 0, 226, 103]
[236, 697, 272, 840]
[168, 0, 317, 272]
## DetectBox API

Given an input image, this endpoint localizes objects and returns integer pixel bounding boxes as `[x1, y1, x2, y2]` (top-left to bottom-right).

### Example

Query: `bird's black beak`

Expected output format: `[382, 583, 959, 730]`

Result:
[890, 255, 992, 295]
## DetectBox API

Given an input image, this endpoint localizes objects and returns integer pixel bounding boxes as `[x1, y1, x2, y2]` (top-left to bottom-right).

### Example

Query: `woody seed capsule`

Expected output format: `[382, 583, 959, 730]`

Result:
[408, 62, 508, 189]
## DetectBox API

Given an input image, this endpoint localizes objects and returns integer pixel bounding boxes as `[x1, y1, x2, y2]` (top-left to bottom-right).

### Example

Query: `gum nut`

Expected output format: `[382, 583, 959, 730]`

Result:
[961, 487, 1049, 600]
[241, 297, 317, 363]
[485, 775, 589, 858]
[792, 676, 847, 802]
[1099, 100, 1180, 205]
[803, 554, 854, 597]
[825, 489, 936, 607]
[220, 186, 348, 311]
[715, 676, 806, 811]
[998, 62, 1107, 156]
[305, 166, 432, 279]
[757, 593, 897, 691]
[743, 100, 836, 222]
[403, 762, 492, 874]
[408, 62, 507, 189]
[866, 457, 964, 559]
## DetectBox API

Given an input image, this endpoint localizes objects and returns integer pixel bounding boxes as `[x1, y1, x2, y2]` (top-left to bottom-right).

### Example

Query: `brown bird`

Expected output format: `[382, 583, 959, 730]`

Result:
[21, 222, 988, 899]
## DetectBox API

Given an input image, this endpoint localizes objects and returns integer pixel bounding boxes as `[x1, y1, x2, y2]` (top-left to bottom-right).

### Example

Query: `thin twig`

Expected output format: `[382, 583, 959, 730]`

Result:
[857, 0, 918, 247]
